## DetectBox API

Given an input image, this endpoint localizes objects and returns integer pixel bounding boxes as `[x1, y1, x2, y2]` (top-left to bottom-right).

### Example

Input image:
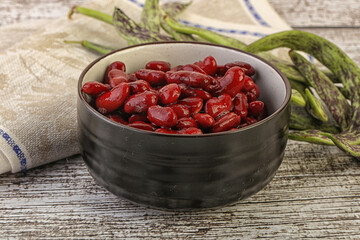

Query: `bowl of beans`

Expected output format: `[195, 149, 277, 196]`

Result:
[77, 42, 291, 209]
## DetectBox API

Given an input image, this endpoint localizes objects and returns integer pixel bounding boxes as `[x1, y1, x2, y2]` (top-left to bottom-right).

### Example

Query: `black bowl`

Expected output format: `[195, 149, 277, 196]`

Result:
[77, 42, 291, 209]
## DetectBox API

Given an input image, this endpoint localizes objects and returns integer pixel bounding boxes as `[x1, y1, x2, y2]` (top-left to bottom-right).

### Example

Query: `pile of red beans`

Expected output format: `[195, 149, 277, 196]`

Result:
[82, 56, 266, 134]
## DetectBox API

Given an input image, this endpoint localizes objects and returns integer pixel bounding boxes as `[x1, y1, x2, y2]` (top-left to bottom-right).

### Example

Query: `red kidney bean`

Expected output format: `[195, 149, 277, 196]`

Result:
[135, 69, 166, 86]
[248, 100, 264, 117]
[233, 92, 248, 118]
[225, 61, 255, 76]
[239, 116, 258, 128]
[216, 65, 228, 76]
[106, 113, 128, 125]
[128, 121, 156, 131]
[178, 97, 203, 114]
[256, 106, 267, 121]
[165, 71, 179, 84]
[245, 91, 258, 103]
[128, 80, 151, 94]
[211, 112, 241, 133]
[95, 82, 130, 114]
[82, 81, 110, 97]
[168, 104, 191, 119]
[182, 64, 207, 74]
[108, 69, 130, 88]
[181, 87, 212, 101]
[147, 105, 178, 128]
[170, 65, 183, 72]
[177, 83, 188, 98]
[128, 113, 149, 123]
[165, 71, 213, 89]
[194, 56, 217, 76]
[148, 87, 160, 98]
[243, 75, 260, 98]
[204, 94, 232, 119]
[228, 128, 238, 132]
[105, 61, 126, 83]
[175, 117, 198, 130]
[124, 91, 158, 114]
[214, 66, 245, 97]
[155, 128, 178, 134]
[128, 73, 138, 82]
[204, 78, 221, 93]
[177, 127, 203, 135]
[145, 61, 171, 72]
[158, 83, 181, 105]
[193, 113, 215, 129]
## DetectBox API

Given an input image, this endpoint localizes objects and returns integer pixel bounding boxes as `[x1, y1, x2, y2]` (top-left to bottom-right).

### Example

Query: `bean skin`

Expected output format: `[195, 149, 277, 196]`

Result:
[82, 81, 110, 97]
[147, 105, 178, 128]
[96, 82, 130, 114]
[211, 112, 241, 133]
[124, 91, 158, 114]
[105, 61, 126, 83]
[146, 61, 171, 72]
[214, 66, 245, 97]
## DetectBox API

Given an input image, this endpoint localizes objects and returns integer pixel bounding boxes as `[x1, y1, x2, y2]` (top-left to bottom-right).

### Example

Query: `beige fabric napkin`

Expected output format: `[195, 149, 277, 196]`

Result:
[0, 0, 290, 174]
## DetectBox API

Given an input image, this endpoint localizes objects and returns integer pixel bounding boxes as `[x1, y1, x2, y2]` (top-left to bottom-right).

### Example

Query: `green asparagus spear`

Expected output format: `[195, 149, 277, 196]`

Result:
[64, 40, 114, 55]
[289, 50, 351, 130]
[112, 7, 173, 45]
[304, 88, 328, 122]
[161, 1, 193, 17]
[290, 89, 306, 107]
[69, 4, 174, 46]
[290, 112, 339, 133]
[68, 5, 113, 24]
[160, 2, 196, 41]
[140, 0, 161, 32]
[244, 30, 360, 103]
[164, 15, 246, 49]
[289, 127, 360, 158]
[288, 130, 335, 146]
[290, 80, 329, 122]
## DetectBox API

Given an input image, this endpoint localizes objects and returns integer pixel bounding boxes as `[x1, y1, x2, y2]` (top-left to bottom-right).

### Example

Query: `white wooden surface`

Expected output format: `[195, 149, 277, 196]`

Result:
[1, 1, 360, 239]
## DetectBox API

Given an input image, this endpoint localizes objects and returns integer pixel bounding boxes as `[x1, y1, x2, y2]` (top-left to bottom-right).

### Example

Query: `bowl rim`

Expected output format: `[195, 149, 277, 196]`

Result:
[78, 41, 291, 137]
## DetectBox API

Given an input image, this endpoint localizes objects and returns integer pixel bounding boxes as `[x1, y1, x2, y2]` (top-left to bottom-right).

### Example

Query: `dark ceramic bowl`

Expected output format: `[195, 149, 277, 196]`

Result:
[77, 42, 291, 210]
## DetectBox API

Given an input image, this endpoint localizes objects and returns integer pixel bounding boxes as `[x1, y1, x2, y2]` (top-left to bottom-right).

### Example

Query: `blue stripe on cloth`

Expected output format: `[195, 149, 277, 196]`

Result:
[128, 0, 144, 7]
[126, 0, 268, 37]
[243, 0, 271, 27]
[179, 20, 268, 38]
[0, 128, 27, 171]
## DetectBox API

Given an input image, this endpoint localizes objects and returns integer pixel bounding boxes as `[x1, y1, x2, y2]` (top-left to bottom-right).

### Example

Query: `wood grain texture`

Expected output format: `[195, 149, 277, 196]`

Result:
[269, 0, 360, 27]
[0, 0, 88, 27]
[1, 0, 360, 239]
[1, 0, 359, 28]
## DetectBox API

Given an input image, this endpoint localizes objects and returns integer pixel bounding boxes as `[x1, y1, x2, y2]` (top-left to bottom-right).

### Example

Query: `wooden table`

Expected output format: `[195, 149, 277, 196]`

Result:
[1, 1, 360, 239]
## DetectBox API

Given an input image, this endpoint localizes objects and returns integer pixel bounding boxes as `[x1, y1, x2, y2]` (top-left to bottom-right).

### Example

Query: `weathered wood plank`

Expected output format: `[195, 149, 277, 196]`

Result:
[0, 0, 88, 26]
[1, 0, 359, 28]
[269, 0, 360, 27]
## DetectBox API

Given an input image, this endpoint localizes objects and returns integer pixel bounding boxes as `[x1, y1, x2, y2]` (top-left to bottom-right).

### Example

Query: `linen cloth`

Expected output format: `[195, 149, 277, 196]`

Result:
[0, 0, 291, 174]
